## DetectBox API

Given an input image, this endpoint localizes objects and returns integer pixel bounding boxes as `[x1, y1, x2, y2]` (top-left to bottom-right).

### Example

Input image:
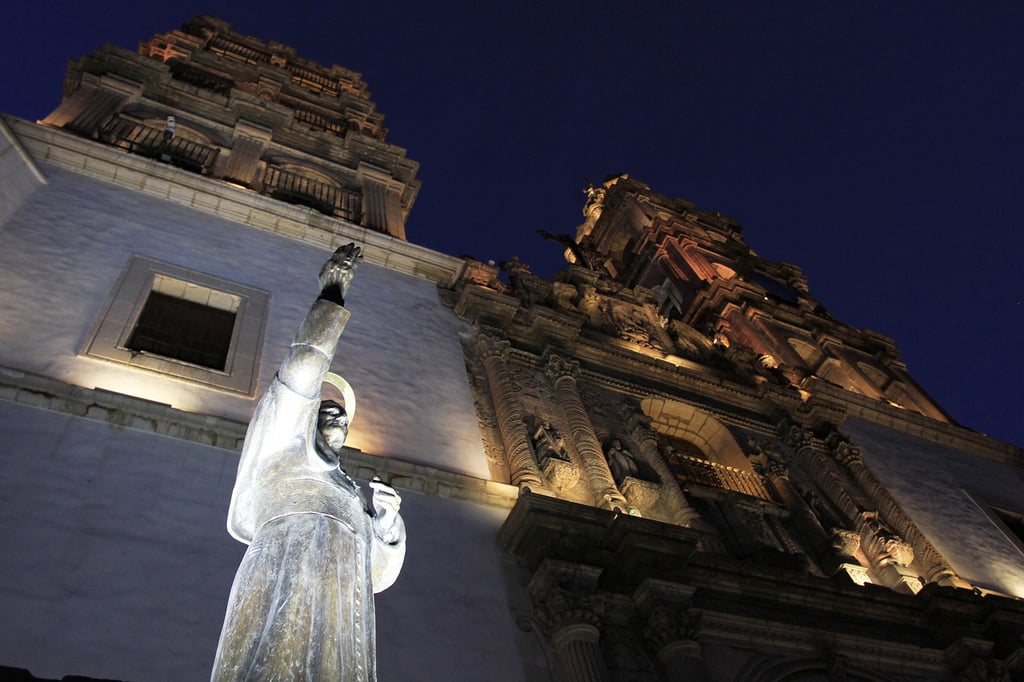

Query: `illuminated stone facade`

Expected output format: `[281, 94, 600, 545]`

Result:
[458, 175, 1024, 680]
[1, 19, 1024, 682]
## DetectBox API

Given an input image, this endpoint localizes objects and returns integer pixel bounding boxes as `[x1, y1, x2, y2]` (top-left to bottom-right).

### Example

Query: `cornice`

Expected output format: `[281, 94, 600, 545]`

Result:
[3, 115, 464, 287]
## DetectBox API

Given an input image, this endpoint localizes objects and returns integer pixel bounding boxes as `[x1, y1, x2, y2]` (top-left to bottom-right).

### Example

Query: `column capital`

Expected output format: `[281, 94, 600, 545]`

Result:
[528, 560, 604, 635]
[778, 418, 812, 449]
[828, 432, 863, 466]
[544, 350, 581, 382]
[476, 331, 512, 362]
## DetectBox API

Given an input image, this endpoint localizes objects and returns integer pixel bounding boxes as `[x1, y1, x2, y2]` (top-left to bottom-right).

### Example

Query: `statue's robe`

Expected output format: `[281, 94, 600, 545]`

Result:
[212, 299, 405, 681]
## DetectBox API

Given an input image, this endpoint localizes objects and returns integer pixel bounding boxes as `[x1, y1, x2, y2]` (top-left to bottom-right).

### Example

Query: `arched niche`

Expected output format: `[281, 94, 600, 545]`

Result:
[639, 397, 748, 470]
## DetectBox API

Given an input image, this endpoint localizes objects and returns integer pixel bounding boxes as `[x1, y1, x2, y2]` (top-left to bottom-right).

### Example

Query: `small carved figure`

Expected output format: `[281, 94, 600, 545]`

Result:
[606, 439, 641, 485]
[529, 418, 569, 468]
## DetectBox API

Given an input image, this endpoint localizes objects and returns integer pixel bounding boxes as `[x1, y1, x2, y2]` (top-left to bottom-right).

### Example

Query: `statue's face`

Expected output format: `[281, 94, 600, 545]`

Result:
[317, 400, 349, 452]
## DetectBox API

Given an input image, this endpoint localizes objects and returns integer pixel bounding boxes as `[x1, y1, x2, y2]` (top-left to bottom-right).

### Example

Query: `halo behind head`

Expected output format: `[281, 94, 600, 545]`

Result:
[322, 372, 356, 424]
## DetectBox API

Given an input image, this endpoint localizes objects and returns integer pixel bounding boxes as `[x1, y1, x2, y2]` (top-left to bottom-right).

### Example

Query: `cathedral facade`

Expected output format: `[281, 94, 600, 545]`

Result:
[0, 17, 1022, 681]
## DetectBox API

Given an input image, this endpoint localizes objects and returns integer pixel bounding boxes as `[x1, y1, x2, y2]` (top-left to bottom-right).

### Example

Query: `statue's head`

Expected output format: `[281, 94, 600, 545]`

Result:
[317, 399, 349, 455]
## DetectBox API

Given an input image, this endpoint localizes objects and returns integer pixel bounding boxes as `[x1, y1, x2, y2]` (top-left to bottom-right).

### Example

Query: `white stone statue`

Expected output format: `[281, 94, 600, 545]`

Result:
[212, 243, 406, 682]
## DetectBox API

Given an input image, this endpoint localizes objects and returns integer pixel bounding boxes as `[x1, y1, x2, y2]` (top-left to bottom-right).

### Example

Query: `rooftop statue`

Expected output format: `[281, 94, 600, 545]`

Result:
[212, 243, 405, 681]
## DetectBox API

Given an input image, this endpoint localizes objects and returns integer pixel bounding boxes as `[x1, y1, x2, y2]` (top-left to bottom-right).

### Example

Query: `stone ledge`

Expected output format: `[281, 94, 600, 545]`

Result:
[0, 365, 247, 450]
[3, 116, 466, 288]
[805, 378, 1024, 466]
[0, 364, 517, 509]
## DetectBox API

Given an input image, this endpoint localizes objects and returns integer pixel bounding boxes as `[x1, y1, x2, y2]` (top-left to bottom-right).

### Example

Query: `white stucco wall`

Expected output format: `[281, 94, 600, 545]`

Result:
[0, 400, 524, 681]
[846, 417, 1024, 597]
[0, 400, 243, 681]
[0, 163, 488, 478]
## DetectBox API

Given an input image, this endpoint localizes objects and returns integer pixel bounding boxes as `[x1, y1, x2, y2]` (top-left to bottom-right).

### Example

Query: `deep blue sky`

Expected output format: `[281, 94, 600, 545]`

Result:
[2, 2, 1021, 447]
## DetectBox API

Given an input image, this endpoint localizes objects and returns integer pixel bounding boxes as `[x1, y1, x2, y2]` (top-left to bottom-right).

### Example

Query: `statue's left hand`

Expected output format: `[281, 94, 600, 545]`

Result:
[369, 478, 403, 544]
[318, 243, 363, 300]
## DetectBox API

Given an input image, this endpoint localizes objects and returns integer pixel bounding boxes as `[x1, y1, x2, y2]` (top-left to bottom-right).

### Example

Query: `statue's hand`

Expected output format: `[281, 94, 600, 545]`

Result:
[369, 478, 403, 545]
[318, 243, 363, 299]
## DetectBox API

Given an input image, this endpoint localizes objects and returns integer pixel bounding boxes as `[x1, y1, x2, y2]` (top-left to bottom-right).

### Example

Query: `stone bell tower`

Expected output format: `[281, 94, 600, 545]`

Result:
[42, 15, 419, 239]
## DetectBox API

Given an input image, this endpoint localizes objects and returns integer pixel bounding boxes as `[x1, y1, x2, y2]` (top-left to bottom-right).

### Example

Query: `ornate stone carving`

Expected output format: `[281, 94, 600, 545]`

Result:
[528, 561, 604, 633]
[544, 352, 581, 383]
[544, 351, 628, 511]
[476, 332, 546, 491]
[526, 416, 581, 490]
[858, 511, 915, 568]
[528, 417, 570, 468]
[621, 403, 700, 526]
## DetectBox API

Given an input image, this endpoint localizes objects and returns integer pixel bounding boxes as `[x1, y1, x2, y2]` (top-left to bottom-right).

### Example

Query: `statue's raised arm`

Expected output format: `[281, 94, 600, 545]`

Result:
[213, 243, 406, 682]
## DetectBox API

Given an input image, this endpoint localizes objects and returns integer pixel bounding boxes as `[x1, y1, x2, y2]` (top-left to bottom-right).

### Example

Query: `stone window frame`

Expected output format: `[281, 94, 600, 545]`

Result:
[82, 255, 269, 395]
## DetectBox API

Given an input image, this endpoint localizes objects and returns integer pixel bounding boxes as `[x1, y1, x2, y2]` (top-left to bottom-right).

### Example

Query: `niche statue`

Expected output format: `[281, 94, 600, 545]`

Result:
[212, 244, 406, 681]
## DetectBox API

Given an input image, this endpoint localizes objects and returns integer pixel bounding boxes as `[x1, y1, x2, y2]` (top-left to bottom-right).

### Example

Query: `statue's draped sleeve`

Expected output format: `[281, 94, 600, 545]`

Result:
[226, 299, 351, 544]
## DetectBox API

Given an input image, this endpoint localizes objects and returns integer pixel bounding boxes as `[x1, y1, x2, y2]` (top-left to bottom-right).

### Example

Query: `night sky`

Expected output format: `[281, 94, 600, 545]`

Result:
[2, 2, 1021, 447]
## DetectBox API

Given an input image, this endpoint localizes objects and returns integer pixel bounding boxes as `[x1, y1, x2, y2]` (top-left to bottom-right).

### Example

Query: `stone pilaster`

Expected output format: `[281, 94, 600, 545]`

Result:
[781, 422, 875, 582]
[477, 334, 545, 492]
[545, 351, 628, 511]
[356, 162, 406, 239]
[221, 121, 271, 185]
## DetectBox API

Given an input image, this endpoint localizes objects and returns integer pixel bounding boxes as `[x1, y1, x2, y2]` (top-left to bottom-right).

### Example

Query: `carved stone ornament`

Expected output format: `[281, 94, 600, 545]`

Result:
[780, 419, 812, 449]
[859, 512, 915, 568]
[528, 561, 605, 635]
[475, 331, 512, 362]
[831, 528, 861, 557]
[544, 351, 581, 382]
[829, 434, 863, 467]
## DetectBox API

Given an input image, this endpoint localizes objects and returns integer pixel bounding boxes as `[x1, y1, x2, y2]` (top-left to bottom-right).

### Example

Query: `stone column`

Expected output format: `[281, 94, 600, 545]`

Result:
[545, 352, 628, 511]
[781, 424, 864, 526]
[530, 560, 610, 682]
[781, 422, 874, 582]
[477, 334, 545, 492]
[551, 624, 609, 682]
[623, 405, 700, 526]
[635, 580, 705, 681]
[828, 434, 966, 589]
[760, 444, 849, 571]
